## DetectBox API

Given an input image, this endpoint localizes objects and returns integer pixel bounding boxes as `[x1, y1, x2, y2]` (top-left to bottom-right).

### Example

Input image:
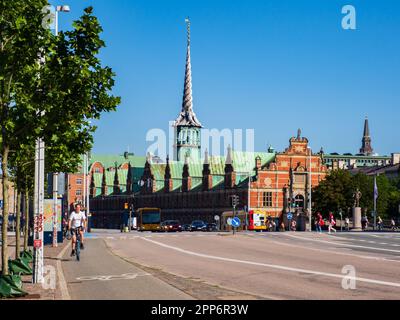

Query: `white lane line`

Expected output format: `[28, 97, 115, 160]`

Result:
[57, 243, 71, 300]
[284, 234, 400, 254]
[141, 238, 400, 289]
[330, 236, 399, 247]
[271, 241, 400, 264]
[106, 237, 115, 240]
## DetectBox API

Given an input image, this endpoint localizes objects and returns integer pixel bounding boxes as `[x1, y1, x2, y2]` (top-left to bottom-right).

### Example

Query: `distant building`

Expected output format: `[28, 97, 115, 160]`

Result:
[323, 118, 395, 170]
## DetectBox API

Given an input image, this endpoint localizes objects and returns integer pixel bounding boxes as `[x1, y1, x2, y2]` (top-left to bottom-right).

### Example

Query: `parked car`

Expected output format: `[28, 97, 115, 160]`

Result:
[182, 224, 192, 232]
[206, 223, 218, 232]
[161, 220, 182, 232]
[190, 220, 207, 232]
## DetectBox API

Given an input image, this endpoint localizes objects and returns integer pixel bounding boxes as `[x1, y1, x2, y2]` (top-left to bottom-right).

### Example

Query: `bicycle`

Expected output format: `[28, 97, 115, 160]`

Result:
[70, 227, 83, 262]
[76, 230, 82, 261]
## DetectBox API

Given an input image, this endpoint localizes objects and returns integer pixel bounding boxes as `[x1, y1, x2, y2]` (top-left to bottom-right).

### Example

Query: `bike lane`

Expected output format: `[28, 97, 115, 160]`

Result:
[61, 238, 193, 300]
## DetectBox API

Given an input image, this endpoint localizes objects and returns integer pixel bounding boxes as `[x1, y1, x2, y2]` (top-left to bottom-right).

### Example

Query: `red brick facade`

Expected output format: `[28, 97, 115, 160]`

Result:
[248, 135, 327, 217]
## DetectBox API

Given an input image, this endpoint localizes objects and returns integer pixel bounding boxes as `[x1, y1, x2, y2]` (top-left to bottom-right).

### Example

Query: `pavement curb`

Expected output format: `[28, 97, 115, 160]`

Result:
[57, 243, 71, 300]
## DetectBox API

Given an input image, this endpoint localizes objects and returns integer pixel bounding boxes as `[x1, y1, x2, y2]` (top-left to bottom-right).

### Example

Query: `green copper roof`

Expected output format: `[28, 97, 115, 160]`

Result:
[90, 154, 146, 169]
[147, 151, 275, 192]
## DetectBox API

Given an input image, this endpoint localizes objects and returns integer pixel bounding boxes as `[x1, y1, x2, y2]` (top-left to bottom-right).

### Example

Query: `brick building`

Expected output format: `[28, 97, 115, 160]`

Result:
[89, 131, 327, 230]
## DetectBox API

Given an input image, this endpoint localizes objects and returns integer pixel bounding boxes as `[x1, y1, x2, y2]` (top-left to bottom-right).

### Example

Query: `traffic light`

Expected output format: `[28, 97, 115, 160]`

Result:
[232, 195, 240, 208]
[124, 203, 129, 210]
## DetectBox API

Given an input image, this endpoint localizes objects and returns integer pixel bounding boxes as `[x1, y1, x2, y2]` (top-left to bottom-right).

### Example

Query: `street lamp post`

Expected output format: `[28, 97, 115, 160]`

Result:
[52, 5, 70, 248]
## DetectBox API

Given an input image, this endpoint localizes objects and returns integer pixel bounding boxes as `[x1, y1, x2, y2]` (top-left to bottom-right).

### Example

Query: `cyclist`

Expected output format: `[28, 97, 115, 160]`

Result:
[68, 203, 86, 257]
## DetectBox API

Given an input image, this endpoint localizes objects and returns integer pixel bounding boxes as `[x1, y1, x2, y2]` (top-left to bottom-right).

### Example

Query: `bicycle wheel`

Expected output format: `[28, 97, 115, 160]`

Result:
[76, 239, 80, 261]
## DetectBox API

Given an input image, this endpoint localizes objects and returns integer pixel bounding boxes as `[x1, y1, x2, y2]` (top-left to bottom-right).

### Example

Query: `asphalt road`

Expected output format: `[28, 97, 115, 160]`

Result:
[61, 235, 193, 300]
[92, 230, 400, 300]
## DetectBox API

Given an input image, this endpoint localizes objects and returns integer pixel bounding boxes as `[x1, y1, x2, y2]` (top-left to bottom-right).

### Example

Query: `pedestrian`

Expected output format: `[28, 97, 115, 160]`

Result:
[364, 216, 369, 231]
[271, 220, 277, 232]
[315, 212, 323, 233]
[328, 212, 337, 234]
[280, 221, 286, 232]
[361, 215, 366, 231]
[290, 220, 297, 232]
[391, 219, 397, 231]
[345, 216, 350, 232]
[377, 216, 383, 231]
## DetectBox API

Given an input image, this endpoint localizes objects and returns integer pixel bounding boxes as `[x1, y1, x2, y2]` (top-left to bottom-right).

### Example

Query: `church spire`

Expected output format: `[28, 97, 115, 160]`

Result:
[174, 17, 202, 128]
[363, 117, 370, 137]
[360, 117, 373, 156]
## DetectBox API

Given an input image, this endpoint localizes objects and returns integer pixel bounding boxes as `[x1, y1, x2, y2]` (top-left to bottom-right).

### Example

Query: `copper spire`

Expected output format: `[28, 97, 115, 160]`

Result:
[175, 17, 202, 128]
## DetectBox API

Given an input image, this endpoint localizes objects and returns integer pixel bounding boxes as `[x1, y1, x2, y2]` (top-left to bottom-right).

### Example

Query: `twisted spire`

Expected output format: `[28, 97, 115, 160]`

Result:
[175, 17, 202, 128]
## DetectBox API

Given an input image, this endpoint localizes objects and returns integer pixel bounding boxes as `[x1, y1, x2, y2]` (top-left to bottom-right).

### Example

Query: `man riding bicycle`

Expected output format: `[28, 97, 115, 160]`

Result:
[68, 203, 86, 257]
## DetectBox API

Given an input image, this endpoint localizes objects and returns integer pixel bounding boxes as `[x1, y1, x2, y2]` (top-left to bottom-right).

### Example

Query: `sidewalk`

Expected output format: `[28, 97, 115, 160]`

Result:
[9, 240, 70, 300]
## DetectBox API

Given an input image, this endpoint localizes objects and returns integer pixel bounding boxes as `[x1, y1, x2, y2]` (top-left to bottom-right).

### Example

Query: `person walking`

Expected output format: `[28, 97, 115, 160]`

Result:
[364, 216, 369, 231]
[377, 216, 383, 231]
[345, 216, 350, 232]
[391, 219, 397, 231]
[315, 212, 323, 233]
[328, 212, 337, 234]
[290, 219, 297, 232]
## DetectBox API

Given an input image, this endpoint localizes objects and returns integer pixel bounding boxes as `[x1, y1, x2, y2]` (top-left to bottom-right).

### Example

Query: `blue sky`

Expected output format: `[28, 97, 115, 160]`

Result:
[50, 0, 400, 157]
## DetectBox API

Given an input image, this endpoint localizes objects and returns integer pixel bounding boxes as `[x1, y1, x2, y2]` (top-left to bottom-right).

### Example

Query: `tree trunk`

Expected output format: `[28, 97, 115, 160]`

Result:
[1, 145, 10, 275]
[15, 191, 21, 259]
[23, 189, 30, 252]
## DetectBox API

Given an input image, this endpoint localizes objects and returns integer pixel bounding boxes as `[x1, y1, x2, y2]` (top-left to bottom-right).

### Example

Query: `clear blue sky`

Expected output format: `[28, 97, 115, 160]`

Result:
[50, 0, 400, 157]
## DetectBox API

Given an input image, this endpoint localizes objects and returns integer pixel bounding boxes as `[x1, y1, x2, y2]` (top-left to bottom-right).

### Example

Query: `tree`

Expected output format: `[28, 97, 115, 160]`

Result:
[312, 170, 354, 217]
[313, 170, 400, 220]
[1, 2, 120, 276]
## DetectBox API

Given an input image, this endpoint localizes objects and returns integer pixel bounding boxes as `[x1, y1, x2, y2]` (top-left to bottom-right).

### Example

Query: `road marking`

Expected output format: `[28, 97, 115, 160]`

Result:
[271, 241, 400, 264]
[141, 238, 400, 289]
[76, 272, 150, 282]
[106, 237, 115, 240]
[284, 234, 400, 254]
[58, 243, 72, 300]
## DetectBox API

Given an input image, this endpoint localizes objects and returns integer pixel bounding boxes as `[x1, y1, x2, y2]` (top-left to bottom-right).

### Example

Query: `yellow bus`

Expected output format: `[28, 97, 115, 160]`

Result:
[136, 208, 162, 232]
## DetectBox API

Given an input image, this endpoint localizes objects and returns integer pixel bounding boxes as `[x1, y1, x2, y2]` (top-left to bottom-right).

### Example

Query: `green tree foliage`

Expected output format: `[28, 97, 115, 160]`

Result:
[313, 170, 400, 219]
[1, 1, 120, 275]
[312, 170, 354, 216]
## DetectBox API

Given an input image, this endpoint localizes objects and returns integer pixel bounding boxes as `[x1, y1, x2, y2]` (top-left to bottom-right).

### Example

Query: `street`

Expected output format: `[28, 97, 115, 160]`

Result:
[61, 230, 400, 300]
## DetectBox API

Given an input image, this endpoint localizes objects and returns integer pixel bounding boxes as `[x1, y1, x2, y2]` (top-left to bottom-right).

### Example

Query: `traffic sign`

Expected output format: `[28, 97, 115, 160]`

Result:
[232, 217, 241, 228]
[34, 239, 42, 249]
[287, 213, 293, 220]
[227, 218, 233, 226]
[214, 215, 220, 221]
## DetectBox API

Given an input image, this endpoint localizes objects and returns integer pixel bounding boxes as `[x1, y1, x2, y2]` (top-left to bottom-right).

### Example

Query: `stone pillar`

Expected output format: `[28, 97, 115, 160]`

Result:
[352, 207, 362, 231]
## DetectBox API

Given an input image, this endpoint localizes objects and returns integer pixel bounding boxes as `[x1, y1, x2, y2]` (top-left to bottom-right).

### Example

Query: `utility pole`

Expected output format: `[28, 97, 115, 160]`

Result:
[33, 138, 45, 284]
[52, 173, 58, 247]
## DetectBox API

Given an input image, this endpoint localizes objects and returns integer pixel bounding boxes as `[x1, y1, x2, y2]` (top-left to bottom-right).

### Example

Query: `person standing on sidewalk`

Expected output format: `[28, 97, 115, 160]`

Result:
[328, 212, 337, 234]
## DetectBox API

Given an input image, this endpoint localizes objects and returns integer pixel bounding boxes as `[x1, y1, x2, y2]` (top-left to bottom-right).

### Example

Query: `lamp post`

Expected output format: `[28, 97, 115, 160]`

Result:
[55, 5, 70, 36]
[52, 5, 70, 248]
